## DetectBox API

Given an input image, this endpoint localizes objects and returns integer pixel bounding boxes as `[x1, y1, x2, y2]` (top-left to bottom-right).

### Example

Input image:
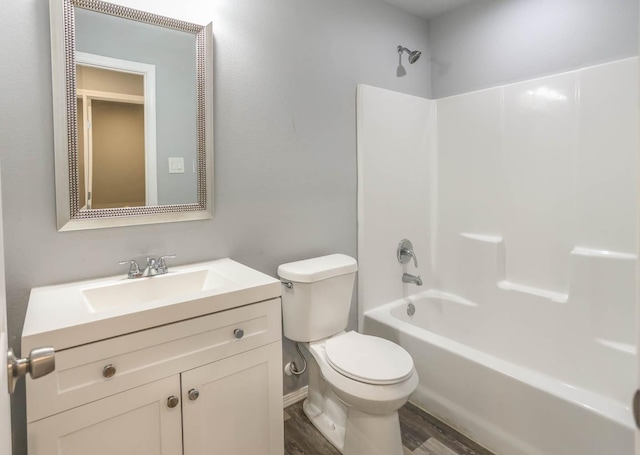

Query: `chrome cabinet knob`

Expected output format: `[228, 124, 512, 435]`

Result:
[7, 347, 55, 394]
[188, 388, 200, 401]
[234, 328, 244, 339]
[167, 396, 180, 408]
[102, 364, 116, 379]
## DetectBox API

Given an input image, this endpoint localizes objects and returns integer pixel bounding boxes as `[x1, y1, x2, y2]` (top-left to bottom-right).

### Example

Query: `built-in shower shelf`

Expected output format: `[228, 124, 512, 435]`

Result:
[595, 338, 636, 355]
[571, 247, 637, 261]
[497, 280, 568, 303]
[460, 233, 503, 244]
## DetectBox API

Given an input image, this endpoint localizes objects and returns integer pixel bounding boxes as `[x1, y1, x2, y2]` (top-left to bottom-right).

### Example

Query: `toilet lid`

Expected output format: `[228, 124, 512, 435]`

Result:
[325, 332, 414, 385]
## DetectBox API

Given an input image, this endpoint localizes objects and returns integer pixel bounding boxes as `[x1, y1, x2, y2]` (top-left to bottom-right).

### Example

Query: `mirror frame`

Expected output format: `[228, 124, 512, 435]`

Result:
[49, 0, 213, 231]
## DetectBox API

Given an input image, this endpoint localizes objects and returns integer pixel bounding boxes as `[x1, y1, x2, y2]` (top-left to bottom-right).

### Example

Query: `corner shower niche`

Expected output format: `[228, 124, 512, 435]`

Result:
[357, 57, 638, 455]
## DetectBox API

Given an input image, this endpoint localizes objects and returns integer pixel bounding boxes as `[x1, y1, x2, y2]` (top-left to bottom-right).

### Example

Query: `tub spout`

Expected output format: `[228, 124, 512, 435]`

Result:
[402, 273, 422, 286]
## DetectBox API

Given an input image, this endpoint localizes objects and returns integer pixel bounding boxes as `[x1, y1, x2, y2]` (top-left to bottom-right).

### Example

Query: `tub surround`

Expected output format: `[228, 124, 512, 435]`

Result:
[356, 85, 436, 320]
[357, 57, 638, 455]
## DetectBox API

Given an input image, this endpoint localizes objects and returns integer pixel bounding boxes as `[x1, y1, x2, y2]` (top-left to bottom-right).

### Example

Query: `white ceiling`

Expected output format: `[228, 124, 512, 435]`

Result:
[382, 0, 475, 20]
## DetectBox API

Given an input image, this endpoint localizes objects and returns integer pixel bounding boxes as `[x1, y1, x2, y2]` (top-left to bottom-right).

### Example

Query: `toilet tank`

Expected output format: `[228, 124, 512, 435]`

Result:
[278, 254, 357, 342]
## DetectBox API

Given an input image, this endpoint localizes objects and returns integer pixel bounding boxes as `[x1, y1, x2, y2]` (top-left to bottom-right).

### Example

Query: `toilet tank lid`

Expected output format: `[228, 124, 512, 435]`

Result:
[277, 254, 357, 283]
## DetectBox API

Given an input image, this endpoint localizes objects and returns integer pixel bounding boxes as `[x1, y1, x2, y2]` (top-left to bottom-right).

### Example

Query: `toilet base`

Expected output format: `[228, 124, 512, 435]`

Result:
[343, 407, 403, 455]
[303, 397, 403, 455]
[303, 397, 346, 452]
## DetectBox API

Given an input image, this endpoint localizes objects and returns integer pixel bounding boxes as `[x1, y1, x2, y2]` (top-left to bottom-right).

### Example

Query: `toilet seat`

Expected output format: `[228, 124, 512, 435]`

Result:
[325, 331, 414, 385]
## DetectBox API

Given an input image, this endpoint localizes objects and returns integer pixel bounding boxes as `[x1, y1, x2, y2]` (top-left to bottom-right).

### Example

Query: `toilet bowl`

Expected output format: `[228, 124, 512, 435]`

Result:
[278, 254, 419, 455]
[302, 332, 419, 455]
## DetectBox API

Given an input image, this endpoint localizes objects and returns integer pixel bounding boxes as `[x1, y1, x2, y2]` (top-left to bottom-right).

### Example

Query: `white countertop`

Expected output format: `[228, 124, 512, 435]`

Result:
[22, 258, 281, 352]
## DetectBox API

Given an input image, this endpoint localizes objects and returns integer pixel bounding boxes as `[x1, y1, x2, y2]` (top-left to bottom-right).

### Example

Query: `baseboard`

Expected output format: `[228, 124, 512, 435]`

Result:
[283, 386, 308, 408]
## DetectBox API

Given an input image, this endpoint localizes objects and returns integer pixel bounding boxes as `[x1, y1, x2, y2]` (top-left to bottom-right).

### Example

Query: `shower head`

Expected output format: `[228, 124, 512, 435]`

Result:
[397, 45, 421, 64]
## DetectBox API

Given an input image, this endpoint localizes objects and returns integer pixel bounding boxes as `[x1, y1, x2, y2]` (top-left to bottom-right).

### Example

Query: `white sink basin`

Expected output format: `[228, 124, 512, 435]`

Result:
[22, 258, 281, 352]
[83, 268, 228, 313]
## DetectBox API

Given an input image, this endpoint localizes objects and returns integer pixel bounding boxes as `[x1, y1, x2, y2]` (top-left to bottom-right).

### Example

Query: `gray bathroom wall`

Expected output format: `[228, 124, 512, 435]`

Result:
[429, 0, 639, 98]
[0, 0, 430, 453]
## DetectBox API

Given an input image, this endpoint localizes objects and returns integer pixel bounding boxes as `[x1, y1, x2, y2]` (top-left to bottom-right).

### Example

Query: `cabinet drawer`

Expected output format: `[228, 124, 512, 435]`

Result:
[27, 298, 281, 423]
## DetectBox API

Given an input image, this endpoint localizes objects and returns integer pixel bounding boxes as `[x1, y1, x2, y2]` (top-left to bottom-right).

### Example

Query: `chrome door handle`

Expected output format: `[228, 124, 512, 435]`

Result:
[7, 347, 55, 394]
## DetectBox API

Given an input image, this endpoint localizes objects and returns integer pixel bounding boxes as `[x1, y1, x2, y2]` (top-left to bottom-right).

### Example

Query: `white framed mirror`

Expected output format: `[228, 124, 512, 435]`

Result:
[49, 0, 213, 231]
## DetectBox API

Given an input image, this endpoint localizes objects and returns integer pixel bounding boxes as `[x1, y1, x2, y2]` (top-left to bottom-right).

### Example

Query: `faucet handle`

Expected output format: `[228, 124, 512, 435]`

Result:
[119, 260, 142, 279]
[158, 254, 176, 273]
[397, 239, 418, 268]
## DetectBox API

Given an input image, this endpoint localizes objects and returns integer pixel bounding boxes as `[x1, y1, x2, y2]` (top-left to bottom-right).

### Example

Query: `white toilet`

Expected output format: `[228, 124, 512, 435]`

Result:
[278, 254, 419, 455]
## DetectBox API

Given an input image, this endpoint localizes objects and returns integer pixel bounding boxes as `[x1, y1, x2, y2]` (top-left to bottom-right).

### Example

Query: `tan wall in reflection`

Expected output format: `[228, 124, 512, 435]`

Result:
[91, 100, 145, 208]
[76, 65, 146, 208]
[77, 65, 144, 96]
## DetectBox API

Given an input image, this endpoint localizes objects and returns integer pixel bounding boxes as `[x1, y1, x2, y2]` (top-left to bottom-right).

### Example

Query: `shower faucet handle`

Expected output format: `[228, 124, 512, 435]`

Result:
[397, 239, 418, 268]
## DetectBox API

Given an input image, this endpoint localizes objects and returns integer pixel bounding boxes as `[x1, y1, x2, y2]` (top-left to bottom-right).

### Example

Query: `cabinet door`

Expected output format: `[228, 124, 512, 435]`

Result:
[28, 375, 182, 455]
[181, 342, 284, 455]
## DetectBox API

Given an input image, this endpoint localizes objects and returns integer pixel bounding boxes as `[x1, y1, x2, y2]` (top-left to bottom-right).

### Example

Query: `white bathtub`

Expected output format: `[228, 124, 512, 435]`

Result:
[363, 290, 634, 455]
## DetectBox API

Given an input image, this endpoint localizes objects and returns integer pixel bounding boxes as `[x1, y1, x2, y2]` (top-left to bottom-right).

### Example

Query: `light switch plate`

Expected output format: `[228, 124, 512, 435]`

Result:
[168, 157, 185, 174]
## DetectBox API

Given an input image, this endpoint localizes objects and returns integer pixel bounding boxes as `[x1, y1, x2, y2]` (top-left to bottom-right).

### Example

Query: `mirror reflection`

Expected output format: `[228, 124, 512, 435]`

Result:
[74, 6, 198, 208]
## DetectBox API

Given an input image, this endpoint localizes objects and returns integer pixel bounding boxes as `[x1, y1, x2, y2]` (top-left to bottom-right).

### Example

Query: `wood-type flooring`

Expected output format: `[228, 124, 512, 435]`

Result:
[284, 401, 496, 455]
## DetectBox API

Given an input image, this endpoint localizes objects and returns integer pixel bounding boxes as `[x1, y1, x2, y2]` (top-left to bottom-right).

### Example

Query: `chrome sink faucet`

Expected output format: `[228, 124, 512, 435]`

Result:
[143, 257, 160, 277]
[143, 255, 176, 277]
[119, 255, 176, 279]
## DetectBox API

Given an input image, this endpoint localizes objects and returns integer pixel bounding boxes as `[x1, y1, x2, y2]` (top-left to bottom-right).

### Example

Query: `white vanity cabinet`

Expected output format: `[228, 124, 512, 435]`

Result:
[25, 296, 284, 455]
